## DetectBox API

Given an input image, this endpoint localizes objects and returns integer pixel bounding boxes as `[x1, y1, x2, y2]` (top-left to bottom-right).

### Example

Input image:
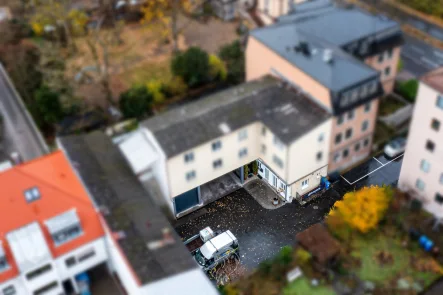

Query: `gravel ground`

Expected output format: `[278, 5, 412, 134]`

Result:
[174, 187, 341, 271]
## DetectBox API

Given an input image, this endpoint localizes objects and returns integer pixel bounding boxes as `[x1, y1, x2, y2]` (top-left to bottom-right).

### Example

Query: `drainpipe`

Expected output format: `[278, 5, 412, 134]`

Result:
[240, 166, 244, 184]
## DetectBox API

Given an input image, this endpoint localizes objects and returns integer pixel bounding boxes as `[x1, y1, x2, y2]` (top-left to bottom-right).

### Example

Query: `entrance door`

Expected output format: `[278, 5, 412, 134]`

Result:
[174, 188, 200, 214]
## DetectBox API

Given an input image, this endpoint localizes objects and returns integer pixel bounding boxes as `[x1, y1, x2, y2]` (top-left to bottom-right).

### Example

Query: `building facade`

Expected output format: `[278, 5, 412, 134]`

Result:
[398, 68, 443, 218]
[0, 152, 106, 295]
[246, 1, 403, 171]
[118, 77, 332, 217]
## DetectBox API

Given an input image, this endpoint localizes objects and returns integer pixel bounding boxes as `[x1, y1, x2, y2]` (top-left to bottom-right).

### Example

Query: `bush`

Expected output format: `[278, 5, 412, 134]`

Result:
[119, 85, 153, 119]
[34, 85, 64, 125]
[219, 40, 245, 84]
[258, 259, 273, 276]
[208, 54, 227, 81]
[171, 47, 209, 87]
[295, 247, 311, 265]
[163, 76, 188, 98]
[278, 246, 293, 266]
[395, 79, 418, 103]
[146, 80, 165, 104]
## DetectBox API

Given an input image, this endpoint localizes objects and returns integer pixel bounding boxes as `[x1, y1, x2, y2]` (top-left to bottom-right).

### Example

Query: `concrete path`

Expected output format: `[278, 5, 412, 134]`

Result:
[243, 178, 285, 209]
[200, 173, 241, 206]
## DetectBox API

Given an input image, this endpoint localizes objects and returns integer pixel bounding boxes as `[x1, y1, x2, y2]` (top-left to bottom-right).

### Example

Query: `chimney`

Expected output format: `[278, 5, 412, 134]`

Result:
[323, 49, 333, 64]
[10, 152, 22, 165]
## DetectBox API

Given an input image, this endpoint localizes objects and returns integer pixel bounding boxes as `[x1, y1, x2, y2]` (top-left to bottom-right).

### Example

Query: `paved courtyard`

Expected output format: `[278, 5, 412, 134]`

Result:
[174, 187, 341, 271]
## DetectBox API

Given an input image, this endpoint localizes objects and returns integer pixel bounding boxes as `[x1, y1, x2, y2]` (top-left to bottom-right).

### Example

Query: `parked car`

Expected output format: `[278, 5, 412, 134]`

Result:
[384, 137, 406, 158]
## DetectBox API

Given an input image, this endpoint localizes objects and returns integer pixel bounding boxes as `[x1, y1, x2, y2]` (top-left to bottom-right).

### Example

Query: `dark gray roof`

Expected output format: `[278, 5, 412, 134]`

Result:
[59, 132, 197, 285]
[142, 76, 330, 158]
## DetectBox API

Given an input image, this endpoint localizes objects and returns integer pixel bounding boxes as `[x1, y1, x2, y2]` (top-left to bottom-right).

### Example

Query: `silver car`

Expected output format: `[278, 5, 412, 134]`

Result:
[384, 137, 406, 158]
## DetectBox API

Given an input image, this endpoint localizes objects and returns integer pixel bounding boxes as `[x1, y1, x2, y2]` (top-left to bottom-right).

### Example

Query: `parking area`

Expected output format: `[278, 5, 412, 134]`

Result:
[174, 187, 341, 271]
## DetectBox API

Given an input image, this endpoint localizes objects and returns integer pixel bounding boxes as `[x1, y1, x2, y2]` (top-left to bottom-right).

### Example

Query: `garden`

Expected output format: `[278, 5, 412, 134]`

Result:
[219, 186, 443, 295]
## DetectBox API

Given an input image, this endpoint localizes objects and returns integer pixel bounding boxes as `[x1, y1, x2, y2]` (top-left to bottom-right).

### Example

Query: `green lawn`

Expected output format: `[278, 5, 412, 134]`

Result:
[119, 59, 172, 87]
[378, 96, 407, 117]
[283, 278, 335, 295]
[351, 232, 439, 288]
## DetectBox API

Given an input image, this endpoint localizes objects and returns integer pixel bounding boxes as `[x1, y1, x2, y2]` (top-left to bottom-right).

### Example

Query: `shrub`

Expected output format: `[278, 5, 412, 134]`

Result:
[164, 76, 188, 98]
[171, 47, 209, 87]
[146, 80, 165, 104]
[395, 79, 418, 103]
[119, 85, 153, 119]
[295, 247, 311, 265]
[219, 40, 245, 84]
[218, 285, 239, 295]
[208, 54, 227, 81]
[34, 85, 64, 125]
[258, 259, 273, 276]
[277, 246, 293, 266]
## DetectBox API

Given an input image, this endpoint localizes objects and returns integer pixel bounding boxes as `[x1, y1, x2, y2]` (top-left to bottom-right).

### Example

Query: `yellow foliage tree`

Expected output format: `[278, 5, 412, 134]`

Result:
[146, 80, 165, 104]
[328, 186, 393, 234]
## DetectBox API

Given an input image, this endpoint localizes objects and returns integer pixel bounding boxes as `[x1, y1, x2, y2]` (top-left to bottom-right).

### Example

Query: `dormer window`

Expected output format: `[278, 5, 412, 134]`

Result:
[45, 209, 83, 246]
[24, 187, 40, 203]
[0, 244, 9, 273]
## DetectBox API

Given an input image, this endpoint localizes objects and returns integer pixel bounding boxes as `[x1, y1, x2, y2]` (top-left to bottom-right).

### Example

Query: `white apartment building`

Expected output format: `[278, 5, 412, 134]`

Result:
[0, 152, 107, 295]
[118, 76, 332, 218]
[399, 68, 443, 219]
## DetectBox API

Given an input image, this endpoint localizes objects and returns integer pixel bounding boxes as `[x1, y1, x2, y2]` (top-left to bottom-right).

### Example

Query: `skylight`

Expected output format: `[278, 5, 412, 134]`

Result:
[24, 187, 41, 203]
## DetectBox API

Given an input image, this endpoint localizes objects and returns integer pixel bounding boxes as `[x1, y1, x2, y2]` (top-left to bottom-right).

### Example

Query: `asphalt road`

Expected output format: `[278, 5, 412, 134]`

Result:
[0, 65, 48, 161]
[401, 35, 443, 77]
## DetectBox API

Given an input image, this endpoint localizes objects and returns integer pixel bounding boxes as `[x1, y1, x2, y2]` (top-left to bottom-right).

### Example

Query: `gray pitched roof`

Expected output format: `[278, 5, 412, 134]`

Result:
[142, 76, 331, 158]
[59, 132, 197, 285]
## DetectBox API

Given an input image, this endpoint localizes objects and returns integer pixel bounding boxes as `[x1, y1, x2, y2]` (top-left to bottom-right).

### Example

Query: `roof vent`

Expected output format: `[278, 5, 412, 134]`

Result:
[295, 41, 310, 56]
[219, 123, 231, 134]
[323, 49, 333, 64]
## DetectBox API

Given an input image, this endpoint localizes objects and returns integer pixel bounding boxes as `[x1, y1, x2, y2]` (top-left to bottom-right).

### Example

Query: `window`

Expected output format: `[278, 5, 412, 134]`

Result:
[264, 0, 270, 12]
[387, 48, 393, 59]
[362, 120, 369, 132]
[420, 159, 430, 173]
[384, 66, 391, 77]
[378, 54, 384, 63]
[335, 133, 342, 144]
[52, 224, 83, 246]
[440, 173, 443, 184]
[337, 115, 344, 125]
[273, 136, 285, 150]
[347, 110, 355, 120]
[301, 179, 309, 190]
[343, 148, 349, 158]
[435, 193, 443, 205]
[186, 170, 196, 181]
[78, 249, 96, 262]
[345, 128, 353, 139]
[26, 264, 52, 280]
[213, 159, 223, 169]
[426, 140, 435, 152]
[273, 155, 284, 169]
[261, 144, 266, 154]
[238, 148, 248, 158]
[318, 133, 324, 143]
[316, 152, 322, 161]
[431, 118, 440, 131]
[184, 152, 194, 163]
[0, 256, 8, 273]
[212, 140, 222, 151]
[364, 102, 371, 112]
[2, 286, 15, 295]
[33, 282, 58, 295]
[262, 127, 266, 136]
[437, 95, 443, 110]
[355, 142, 361, 152]
[65, 257, 76, 268]
[238, 129, 248, 141]
[334, 153, 341, 163]
[24, 187, 40, 203]
[415, 178, 425, 191]
[363, 138, 370, 147]
[368, 81, 378, 94]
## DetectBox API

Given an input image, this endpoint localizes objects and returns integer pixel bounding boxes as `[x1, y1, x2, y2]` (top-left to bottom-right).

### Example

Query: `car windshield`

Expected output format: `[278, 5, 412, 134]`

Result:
[194, 249, 206, 266]
[389, 138, 405, 149]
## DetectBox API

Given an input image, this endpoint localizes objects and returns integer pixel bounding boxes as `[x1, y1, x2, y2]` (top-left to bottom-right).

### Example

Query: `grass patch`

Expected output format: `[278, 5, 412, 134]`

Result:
[283, 278, 335, 295]
[119, 59, 172, 87]
[351, 232, 440, 288]
[373, 121, 395, 146]
[378, 96, 406, 116]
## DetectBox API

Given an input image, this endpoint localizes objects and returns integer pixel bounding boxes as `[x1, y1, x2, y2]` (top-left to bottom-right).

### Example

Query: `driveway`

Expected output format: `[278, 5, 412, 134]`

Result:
[174, 187, 341, 271]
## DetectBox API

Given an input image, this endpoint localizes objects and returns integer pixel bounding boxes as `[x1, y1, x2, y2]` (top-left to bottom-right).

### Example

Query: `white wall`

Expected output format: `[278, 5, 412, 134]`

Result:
[0, 276, 27, 295]
[167, 122, 261, 197]
[399, 82, 443, 218]
[141, 269, 218, 295]
[55, 238, 107, 281]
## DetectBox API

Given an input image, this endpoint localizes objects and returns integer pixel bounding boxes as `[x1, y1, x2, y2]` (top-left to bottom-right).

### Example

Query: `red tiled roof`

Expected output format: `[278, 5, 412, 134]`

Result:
[0, 151, 104, 283]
